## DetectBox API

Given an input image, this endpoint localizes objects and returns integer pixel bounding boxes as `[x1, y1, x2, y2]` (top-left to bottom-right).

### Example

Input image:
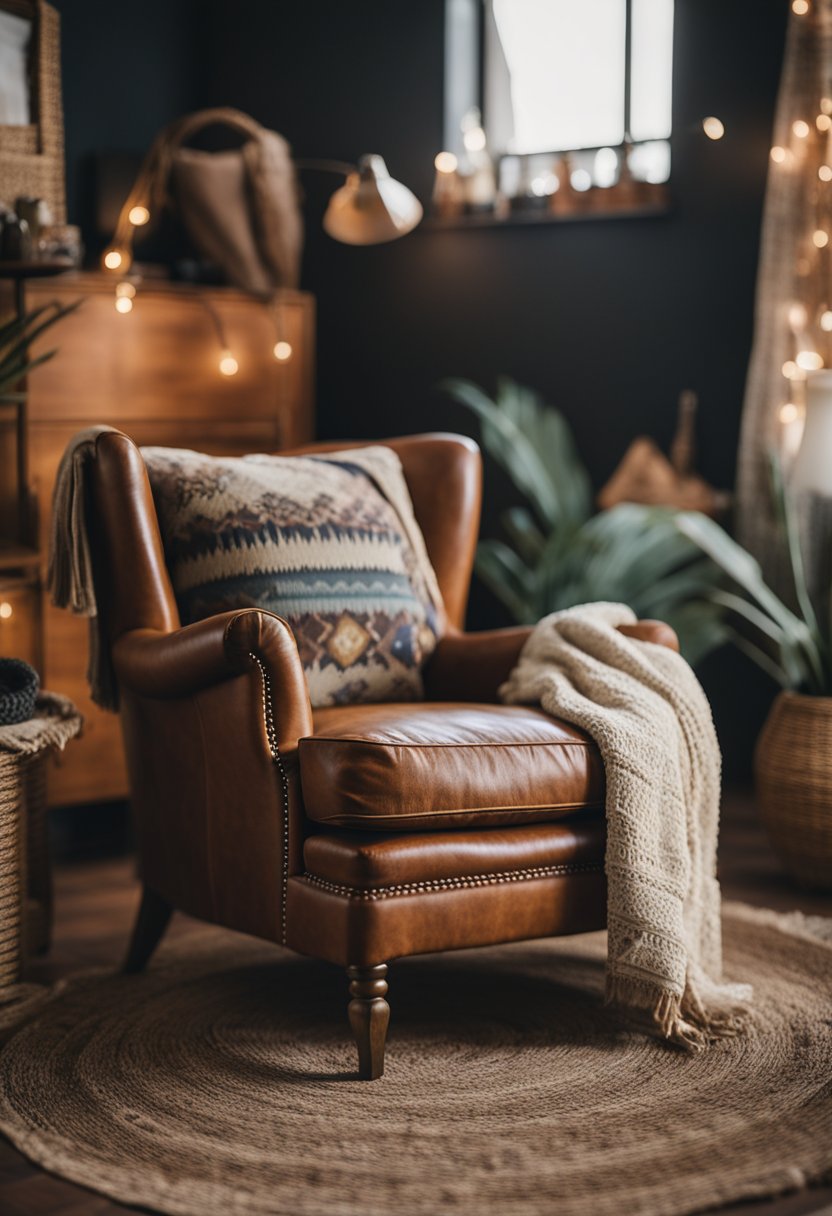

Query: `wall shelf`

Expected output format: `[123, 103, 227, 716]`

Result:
[424, 198, 671, 233]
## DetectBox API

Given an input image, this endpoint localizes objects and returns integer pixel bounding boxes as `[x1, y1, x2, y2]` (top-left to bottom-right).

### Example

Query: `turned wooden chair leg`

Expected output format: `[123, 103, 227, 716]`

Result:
[122, 885, 173, 974]
[347, 963, 390, 1080]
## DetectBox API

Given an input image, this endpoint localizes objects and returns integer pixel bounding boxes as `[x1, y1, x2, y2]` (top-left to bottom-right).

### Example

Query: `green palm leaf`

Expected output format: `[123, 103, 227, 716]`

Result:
[437, 376, 574, 530]
[676, 511, 826, 693]
[0, 299, 82, 396]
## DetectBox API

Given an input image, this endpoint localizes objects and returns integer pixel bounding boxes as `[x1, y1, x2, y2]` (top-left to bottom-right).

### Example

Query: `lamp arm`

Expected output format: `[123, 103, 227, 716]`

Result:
[294, 157, 355, 178]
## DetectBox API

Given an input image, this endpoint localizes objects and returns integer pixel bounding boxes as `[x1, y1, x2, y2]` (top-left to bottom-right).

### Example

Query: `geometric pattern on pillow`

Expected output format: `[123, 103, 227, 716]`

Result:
[142, 445, 444, 707]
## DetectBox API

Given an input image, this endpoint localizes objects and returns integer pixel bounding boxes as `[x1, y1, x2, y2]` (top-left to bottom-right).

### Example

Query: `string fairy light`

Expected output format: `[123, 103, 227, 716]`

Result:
[789, 302, 809, 329]
[198, 296, 239, 377]
[764, 1, 832, 465]
[104, 262, 291, 378]
[270, 296, 294, 364]
[113, 280, 136, 314]
[218, 350, 239, 376]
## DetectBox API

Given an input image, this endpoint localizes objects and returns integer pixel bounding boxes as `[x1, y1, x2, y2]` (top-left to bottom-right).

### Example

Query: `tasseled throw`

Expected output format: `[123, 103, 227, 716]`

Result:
[501, 603, 753, 1050]
[47, 425, 120, 711]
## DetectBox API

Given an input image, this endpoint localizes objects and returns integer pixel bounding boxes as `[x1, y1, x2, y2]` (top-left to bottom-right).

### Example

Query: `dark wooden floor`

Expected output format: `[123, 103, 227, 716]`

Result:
[1, 790, 831, 1216]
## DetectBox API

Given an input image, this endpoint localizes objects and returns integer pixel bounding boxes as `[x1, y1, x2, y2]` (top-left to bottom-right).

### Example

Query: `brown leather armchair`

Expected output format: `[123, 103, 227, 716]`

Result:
[85, 429, 678, 1079]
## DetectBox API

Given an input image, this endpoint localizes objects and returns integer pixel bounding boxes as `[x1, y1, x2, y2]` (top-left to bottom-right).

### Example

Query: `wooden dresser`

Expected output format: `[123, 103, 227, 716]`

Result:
[0, 273, 315, 807]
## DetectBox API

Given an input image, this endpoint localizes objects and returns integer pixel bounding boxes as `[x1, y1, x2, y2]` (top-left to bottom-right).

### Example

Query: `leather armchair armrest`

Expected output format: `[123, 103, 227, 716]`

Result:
[618, 619, 680, 652]
[424, 619, 680, 703]
[112, 608, 313, 750]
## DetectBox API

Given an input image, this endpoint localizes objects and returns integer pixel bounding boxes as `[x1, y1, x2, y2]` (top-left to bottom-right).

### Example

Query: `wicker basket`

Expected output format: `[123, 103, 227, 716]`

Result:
[0, 693, 81, 1015]
[0, 2, 66, 224]
[0, 751, 36, 990]
[755, 690, 832, 890]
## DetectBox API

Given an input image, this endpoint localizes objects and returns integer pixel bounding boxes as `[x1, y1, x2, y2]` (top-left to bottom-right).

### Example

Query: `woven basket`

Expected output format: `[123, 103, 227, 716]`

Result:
[0, 752, 32, 988]
[754, 690, 832, 890]
[0, 2, 66, 224]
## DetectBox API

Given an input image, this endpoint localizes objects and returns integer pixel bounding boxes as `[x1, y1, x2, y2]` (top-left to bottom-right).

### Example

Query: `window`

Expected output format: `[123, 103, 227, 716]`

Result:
[441, 0, 674, 222]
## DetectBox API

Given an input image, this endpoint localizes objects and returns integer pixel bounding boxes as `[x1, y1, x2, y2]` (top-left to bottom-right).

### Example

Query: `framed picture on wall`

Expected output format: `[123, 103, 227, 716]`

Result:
[0, 0, 66, 223]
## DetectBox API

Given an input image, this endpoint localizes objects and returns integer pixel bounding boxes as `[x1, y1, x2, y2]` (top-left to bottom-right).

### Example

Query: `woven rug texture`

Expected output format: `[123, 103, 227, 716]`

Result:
[0, 901, 829, 1216]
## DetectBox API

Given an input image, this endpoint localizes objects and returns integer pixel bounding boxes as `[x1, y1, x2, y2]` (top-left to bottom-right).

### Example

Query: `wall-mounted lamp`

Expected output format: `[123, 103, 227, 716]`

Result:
[296, 154, 422, 245]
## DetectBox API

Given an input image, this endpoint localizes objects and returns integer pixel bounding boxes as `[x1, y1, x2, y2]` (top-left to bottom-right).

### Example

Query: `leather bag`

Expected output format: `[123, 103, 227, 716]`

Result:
[117, 107, 303, 294]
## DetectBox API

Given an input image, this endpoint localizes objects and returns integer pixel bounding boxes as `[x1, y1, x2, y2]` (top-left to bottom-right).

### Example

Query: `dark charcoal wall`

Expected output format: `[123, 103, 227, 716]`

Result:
[54, 0, 788, 492]
[194, 0, 787, 492]
[53, 0, 788, 771]
[52, 0, 202, 244]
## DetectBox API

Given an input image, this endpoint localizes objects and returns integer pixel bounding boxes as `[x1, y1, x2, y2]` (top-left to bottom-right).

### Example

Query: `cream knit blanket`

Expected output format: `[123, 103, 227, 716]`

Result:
[501, 602, 752, 1049]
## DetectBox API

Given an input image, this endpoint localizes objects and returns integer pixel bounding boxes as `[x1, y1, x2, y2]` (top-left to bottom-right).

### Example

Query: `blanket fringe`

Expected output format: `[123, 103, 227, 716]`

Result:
[606, 974, 753, 1052]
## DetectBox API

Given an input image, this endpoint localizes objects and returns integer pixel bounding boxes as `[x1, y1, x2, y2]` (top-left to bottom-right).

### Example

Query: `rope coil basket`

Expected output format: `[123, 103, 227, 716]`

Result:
[0, 752, 35, 991]
[755, 690, 832, 890]
[0, 660, 39, 727]
[0, 693, 82, 1019]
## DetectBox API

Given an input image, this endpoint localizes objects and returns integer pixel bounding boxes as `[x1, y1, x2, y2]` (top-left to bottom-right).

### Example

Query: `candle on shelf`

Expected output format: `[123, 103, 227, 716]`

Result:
[432, 151, 465, 218]
[779, 400, 805, 462]
[791, 370, 832, 493]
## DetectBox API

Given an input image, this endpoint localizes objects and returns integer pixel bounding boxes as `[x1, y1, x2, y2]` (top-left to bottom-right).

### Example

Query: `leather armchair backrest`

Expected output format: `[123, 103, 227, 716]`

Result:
[88, 430, 483, 640]
[89, 430, 181, 643]
[284, 433, 482, 630]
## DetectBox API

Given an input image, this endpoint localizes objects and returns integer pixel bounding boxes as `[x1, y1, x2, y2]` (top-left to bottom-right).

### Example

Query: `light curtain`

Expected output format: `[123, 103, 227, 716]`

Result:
[736, 0, 832, 593]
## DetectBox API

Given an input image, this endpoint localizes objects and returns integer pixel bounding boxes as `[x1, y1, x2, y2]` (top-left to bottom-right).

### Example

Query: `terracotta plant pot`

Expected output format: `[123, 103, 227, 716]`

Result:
[754, 690, 832, 890]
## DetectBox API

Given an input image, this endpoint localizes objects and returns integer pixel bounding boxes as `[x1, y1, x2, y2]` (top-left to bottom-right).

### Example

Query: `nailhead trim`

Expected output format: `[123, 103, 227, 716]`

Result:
[300, 860, 604, 902]
[249, 653, 291, 945]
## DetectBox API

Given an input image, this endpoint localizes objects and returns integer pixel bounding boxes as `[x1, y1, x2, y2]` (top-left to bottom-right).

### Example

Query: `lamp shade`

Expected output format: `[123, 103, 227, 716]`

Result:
[323, 154, 423, 245]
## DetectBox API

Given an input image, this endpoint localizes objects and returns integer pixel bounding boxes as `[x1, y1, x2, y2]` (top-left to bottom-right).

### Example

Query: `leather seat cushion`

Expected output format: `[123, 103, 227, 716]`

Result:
[299, 702, 604, 830]
[303, 816, 606, 890]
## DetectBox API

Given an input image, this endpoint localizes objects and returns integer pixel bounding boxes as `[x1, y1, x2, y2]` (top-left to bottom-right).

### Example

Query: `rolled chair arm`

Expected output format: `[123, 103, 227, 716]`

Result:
[424, 619, 680, 703]
[112, 608, 313, 751]
[618, 619, 680, 652]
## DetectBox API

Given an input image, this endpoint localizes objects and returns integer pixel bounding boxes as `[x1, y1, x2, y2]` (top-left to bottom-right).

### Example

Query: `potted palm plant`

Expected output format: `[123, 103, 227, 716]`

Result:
[676, 466, 832, 890]
[439, 376, 729, 664]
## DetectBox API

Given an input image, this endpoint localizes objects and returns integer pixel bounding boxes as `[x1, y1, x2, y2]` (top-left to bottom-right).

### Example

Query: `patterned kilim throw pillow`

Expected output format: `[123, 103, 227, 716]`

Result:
[142, 445, 446, 707]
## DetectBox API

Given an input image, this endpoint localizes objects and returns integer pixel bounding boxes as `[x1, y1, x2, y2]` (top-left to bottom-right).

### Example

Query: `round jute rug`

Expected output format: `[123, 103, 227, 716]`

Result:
[0, 902, 830, 1216]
